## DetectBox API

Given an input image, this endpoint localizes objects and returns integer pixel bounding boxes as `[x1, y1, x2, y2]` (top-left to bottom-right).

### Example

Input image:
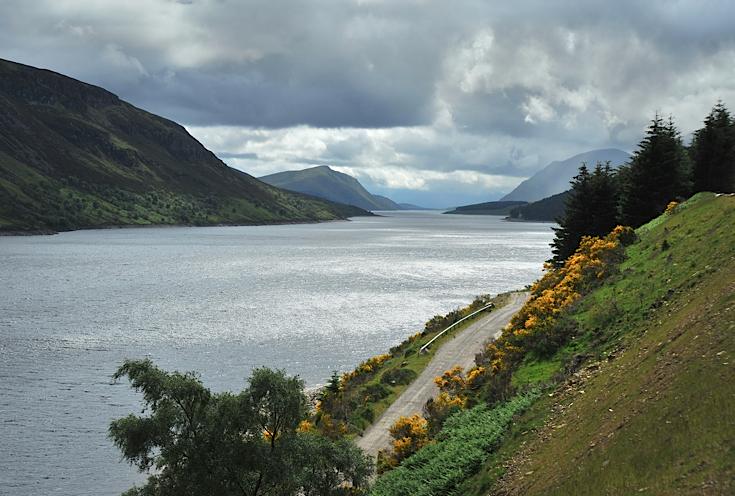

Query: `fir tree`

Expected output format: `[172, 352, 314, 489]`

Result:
[690, 101, 735, 193]
[618, 114, 691, 228]
[550, 162, 620, 266]
[588, 162, 620, 236]
[550, 164, 591, 266]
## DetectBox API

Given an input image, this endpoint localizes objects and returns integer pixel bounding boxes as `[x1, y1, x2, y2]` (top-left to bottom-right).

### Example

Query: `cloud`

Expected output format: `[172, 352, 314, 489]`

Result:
[2, 0, 735, 206]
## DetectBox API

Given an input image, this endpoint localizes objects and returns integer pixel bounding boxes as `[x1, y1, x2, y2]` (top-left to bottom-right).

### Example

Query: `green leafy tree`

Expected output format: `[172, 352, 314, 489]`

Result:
[109, 359, 372, 496]
[690, 101, 735, 193]
[619, 114, 691, 227]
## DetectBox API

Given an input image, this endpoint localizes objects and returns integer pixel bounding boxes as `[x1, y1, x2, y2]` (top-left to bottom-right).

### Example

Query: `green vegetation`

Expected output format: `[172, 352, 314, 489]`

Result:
[316, 294, 508, 436]
[550, 162, 619, 265]
[369, 193, 734, 495]
[550, 103, 734, 267]
[691, 101, 735, 193]
[618, 114, 692, 228]
[110, 360, 372, 496]
[0, 58, 367, 233]
[369, 391, 539, 496]
[508, 191, 568, 222]
[444, 200, 527, 216]
[456, 192, 735, 495]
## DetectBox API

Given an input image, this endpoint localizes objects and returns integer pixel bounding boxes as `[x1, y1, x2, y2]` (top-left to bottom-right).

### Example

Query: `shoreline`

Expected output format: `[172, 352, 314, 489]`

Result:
[0, 215, 378, 237]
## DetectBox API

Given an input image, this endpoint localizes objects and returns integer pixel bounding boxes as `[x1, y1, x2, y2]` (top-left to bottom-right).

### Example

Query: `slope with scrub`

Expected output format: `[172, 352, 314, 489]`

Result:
[369, 193, 734, 496]
[461, 192, 735, 495]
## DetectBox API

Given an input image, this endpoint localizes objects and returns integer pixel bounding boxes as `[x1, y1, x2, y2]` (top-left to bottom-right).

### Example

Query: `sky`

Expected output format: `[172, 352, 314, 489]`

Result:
[2, 0, 734, 207]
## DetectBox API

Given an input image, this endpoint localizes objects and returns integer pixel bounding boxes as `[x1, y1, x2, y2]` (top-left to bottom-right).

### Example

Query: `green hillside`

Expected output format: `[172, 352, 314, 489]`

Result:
[260, 165, 404, 211]
[0, 58, 367, 233]
[372, 193, 735, 495]
[508, 191, 568, 222]
[444, 200, 527, 216]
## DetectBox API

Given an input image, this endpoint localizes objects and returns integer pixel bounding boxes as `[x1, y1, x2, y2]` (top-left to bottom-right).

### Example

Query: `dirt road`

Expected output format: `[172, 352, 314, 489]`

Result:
[356, 292, 528, 457]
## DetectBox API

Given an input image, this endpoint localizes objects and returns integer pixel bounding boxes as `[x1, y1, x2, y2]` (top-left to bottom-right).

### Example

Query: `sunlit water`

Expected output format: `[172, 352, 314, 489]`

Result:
[0, 211, 553, 495]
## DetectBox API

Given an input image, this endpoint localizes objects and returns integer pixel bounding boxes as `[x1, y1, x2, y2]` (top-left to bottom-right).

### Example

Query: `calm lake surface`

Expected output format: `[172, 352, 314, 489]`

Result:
[0, 212, 553, 495]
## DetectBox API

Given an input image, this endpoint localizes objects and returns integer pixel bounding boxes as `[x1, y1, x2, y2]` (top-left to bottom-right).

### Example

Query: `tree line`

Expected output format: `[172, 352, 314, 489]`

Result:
[551, 102, 735, 266]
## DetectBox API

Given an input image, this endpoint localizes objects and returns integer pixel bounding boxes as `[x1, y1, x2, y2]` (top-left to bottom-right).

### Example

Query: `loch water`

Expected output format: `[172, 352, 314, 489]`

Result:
[0, 211, 554, 495]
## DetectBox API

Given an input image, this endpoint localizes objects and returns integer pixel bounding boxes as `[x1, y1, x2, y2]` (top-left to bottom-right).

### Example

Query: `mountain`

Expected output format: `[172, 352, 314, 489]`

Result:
[0, 58, 368, 233]
[260, 165, 408, 211]
[508, 190, 569, 221]
[398, 203, 434, 210]
[501, 148, 630, 202]
[444, 200, 527, 216]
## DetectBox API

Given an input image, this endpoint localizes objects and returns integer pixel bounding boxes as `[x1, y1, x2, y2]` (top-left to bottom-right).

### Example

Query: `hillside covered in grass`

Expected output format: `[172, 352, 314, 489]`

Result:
[0, 58, 367, 233]
[371, 193, 734, 495]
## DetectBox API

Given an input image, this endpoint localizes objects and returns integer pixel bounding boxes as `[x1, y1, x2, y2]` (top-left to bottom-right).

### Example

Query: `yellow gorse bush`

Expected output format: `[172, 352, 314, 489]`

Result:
[666, 201, 680, 214]
[341, 353, 391, 385]
[385, 414, 431, 464]
[469, 226, 635, 381]
[434, 366, 467, 395]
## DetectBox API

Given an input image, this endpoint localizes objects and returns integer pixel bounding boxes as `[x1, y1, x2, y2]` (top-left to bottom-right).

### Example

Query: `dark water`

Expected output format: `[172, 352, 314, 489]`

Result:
[0, 211, 553, 495]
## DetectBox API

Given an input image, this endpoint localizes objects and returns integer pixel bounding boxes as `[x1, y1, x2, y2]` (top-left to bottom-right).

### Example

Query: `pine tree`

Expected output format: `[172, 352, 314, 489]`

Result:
[690, 101, 735, 193]
[588, 162, 620, 236]
[550, 162, 620, 266]
[618, 114, 691, 228]
[550, 164, 591, 266]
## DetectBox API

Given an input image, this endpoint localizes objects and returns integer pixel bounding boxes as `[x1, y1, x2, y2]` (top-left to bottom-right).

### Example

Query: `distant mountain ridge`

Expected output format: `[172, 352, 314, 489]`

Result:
[260, 166, 410, 211]
[444, 200, 527, 216]
[508, 190, 570, 222]
[501, 148, 630, 202]
[0, 58, 368, 232]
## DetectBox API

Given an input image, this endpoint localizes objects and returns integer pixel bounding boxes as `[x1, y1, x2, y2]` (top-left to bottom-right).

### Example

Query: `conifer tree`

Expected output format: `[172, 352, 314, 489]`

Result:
[690, 101, 735, 193]
[550, 162, 620, 266]
[588, 162, 620, 236]
[550, 164, 591, 266]
[618, 114, 691, 228]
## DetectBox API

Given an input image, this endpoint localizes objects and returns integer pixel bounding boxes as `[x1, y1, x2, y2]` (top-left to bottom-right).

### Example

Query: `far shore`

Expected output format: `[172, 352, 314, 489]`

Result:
[0, 215, 378, 237]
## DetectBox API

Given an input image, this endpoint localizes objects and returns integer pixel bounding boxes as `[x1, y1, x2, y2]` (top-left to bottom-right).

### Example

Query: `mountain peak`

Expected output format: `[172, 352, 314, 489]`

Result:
[260, 166, 408, 211]
[501, 148, 630, 202]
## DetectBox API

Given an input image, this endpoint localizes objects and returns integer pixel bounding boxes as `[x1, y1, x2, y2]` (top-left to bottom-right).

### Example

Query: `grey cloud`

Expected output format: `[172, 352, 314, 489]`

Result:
[1, 0, 734, 206]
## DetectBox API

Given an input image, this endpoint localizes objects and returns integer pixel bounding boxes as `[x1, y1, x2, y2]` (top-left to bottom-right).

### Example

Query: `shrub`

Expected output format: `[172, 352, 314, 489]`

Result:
[380, 368, 417, 386]
[370, 391, 539, 496]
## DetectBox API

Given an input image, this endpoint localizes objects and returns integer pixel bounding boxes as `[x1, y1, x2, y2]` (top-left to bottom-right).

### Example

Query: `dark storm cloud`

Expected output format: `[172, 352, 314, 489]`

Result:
[2, 0, 733, 131]
[1, 0, 734, 206]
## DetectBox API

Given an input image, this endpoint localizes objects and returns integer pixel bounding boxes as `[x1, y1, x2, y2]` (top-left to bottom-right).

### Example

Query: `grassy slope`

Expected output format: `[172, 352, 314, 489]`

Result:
[457, 193, 734, 495]
[0, 58, 366, 232]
